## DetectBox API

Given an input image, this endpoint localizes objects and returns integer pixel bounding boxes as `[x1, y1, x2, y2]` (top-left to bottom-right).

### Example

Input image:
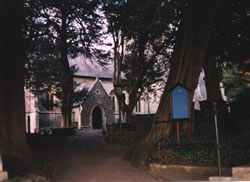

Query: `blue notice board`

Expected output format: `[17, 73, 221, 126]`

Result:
[171, 84, 189, 120]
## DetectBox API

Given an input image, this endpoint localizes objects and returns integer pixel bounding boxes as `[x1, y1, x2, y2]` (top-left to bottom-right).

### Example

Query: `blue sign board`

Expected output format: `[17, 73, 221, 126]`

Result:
[171, 84, 189, 120]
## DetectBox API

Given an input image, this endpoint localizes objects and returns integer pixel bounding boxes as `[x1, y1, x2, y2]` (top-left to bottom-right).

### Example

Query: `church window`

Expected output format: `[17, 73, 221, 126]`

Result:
[95, 89, 100, 94]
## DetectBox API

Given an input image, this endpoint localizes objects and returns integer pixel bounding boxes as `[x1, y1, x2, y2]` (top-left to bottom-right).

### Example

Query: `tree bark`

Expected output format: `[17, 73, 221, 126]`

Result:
[203, 58, 222, 105]
[60, 8, 73, 127]
[124, 93, 138, 122]
[112, 30, 126, 122]
[60, 57, 73, 128]
[145, 0, 220, 142]
[0, 0, 30, 157]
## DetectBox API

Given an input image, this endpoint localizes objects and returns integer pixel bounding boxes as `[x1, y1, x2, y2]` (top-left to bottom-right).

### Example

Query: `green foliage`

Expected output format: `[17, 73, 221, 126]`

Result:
[103, 0, 185, 109]
[24, 0, 106, 107]
[24, 39, 62, 97]
[155, 134, 250, 166]
[73, 87, 88, 104]
[222, 63, 248, 102]
[121, 0, 180, 91]
[24, 0, 105, 58]
[207, 0, 250, 66]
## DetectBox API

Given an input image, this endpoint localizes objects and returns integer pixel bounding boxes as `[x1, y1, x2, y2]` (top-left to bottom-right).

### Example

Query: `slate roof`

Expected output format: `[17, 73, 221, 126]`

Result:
[69, 56, 113, 79]
[82, 82, 95, 92]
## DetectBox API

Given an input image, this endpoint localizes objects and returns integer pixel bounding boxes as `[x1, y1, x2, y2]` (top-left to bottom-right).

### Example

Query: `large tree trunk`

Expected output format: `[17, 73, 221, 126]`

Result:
[145, 0, 220, 142]
[61, 60, 73, 128]
[121, 42, 146, 123]
[112, 30, 124, 86]
[0, 0, 30, 157]
[203, 58, 222, 105]
[124, 93, 138, 122]
[60, 9, 73, 127]
[112, 31, 125, 122]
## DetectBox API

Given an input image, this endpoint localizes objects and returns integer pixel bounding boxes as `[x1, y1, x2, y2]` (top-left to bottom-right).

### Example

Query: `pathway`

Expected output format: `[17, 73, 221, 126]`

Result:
[51, 130, 160, 182]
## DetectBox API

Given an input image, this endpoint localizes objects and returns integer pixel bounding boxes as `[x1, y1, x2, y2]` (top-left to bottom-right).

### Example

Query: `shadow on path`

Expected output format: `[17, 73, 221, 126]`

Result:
[51, 130, 160, 182]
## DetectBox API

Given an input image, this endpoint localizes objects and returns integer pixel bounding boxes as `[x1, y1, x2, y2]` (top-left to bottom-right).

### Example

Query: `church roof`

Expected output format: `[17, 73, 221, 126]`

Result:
[82, 78, 101, 92]
[82, 82, 95, 92]
[69, 56, 113, 79]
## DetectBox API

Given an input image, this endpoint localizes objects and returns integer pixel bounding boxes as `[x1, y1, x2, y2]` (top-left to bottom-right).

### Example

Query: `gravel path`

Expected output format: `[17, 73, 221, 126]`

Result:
[51, 130, 160, 182]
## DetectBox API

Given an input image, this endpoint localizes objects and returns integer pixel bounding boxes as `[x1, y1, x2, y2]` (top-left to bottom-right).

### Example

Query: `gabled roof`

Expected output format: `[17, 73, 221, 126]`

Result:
[69, 56, 113, 79]
[69, 55, 126, 80]
[82, 78, 111, 103]
[82, 77, 99, 92]
[73, 78, 102, 108]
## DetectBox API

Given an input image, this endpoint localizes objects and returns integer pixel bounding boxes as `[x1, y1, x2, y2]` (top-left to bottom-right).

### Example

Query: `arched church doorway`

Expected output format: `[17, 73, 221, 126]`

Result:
[92, 106, 102, 129]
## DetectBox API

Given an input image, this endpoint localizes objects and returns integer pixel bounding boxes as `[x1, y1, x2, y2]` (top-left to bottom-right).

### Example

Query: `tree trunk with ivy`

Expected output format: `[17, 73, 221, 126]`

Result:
[0, 0, 30, 158]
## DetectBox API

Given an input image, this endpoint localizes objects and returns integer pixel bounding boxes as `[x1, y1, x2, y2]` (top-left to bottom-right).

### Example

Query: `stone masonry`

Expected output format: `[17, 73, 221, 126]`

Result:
[81, 79, 114, 129]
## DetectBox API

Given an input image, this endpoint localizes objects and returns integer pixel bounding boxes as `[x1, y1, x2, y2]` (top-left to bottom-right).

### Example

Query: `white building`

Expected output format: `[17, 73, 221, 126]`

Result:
[25, 56, 212, 132]
[70, 56, 161, 129]
[24, 88, 39, 133]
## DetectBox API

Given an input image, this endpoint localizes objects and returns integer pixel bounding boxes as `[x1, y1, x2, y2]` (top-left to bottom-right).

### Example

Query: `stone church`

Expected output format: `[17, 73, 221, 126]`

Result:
[70, 56, 160, 130]
[25, 56, 160, 133]
[25, 56, 218, 133]
[79, 78, 115, 129]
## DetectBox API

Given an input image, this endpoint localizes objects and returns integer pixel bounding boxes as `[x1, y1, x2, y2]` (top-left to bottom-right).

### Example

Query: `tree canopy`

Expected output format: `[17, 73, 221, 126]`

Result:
[202, 0, 250, 104]
[24, 0, 107, 126]
[207, 0, 250, 66]
[103, 0, 185, 120]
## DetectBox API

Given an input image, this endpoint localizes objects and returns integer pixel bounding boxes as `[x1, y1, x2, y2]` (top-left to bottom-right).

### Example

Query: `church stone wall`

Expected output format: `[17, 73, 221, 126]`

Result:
[81, 81, 114, 128]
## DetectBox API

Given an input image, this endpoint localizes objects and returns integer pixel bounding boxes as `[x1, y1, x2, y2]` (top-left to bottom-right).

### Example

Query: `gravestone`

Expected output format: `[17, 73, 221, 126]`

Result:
[0, 154, 8, 181]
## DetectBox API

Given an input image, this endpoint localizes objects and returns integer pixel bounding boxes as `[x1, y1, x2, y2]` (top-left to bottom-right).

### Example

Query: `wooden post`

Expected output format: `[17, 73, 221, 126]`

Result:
[175, 122, 180, 145]
[187, 121, 192, 144]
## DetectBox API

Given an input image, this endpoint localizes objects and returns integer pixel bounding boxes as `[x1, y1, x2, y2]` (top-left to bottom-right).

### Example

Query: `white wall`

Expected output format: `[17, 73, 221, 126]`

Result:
[25, 88, 39, 133]
[72, 106, 82, 129]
